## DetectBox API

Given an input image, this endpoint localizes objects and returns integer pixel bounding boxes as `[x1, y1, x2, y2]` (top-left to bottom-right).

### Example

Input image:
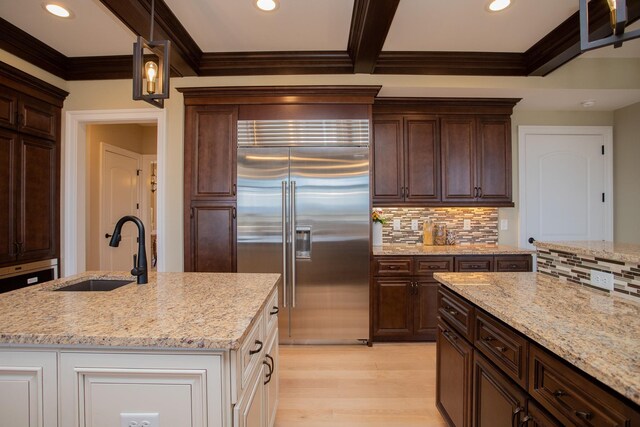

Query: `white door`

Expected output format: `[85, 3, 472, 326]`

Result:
[100, 144, 141, 271]
[519, 126, 613, 249]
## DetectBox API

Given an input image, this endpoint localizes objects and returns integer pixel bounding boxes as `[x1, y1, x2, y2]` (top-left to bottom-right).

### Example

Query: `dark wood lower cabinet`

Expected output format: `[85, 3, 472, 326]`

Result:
[414, 280, 438, 338]
[472, 351, 526, 427]
[437, 320, 473, 427]
[372, 277, 413, 339]
[523, 400, 563, 427]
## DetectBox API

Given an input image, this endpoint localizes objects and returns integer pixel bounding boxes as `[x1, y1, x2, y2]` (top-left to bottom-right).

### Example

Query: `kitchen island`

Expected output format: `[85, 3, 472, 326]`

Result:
[433, 271, 640, 426]
[0, 271, 280, 427]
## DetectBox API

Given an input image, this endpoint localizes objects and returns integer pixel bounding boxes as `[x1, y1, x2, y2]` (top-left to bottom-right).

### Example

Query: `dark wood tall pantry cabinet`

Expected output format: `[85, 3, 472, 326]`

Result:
[0, 62, 67, 268]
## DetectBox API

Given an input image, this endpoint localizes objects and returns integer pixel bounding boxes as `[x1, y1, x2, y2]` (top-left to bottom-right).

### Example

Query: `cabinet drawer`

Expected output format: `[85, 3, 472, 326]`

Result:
[495, 256, 531, 272]
[373, 257, 412, 276]
[455, 256, 493, 272]
[529, 344, 640, 427]
[264, 288, 279, 337]
[438, 286, 474, 341]
[414, 256, 454, 276]
[474, 310, 528, 389]
[238, 314, 266, 394]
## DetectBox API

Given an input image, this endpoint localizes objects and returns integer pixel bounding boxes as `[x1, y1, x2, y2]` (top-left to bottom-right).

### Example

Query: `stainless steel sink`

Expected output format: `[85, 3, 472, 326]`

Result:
[53, 279, 133, 292]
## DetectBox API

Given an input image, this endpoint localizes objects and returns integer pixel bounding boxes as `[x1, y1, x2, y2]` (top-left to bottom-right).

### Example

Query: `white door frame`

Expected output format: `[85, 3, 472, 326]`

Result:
[518, 125, 614, 248]
[63, 108, 167, 276]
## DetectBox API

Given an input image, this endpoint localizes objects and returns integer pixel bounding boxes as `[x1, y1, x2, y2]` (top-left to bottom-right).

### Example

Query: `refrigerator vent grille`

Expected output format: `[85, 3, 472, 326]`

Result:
[238, 119, 369, 147]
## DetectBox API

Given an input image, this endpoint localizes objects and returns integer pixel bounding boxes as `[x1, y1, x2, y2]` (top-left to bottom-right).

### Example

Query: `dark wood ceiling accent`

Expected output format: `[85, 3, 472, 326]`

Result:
[348, 0, 401, 74]
[199, 51, 354, 76]
[0, 17, 68, 79]
[178, 85, 382, 105]
[374, 52, 527, 76]
[525, 0, 640, 76]
[98, 0, 201, 77]
[0, 61, 68, 106]
[66, 56, 133, 80]
[373, 97, 521, 115]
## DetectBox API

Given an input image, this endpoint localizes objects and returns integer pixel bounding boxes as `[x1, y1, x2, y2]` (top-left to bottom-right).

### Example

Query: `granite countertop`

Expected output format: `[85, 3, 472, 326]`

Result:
[433, 272, 640, 405]
[534, 240, 640, 264]
[373, 243, 534, 256]
[0, 271, 280, 350]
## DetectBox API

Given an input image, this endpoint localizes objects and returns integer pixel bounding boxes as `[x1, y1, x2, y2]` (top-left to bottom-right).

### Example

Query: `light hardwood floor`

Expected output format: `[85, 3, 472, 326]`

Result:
[275, 343, 448, 427]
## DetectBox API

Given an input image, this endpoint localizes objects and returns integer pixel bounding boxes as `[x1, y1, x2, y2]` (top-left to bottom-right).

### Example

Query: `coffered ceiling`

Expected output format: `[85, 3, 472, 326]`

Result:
[0, 0, 639, 111]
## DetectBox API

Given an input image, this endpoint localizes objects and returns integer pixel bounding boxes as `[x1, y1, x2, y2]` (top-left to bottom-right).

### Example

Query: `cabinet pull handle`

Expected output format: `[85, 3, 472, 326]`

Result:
[429, 265, 438, 269]
[249, 339, 263, 355]
[405, 186, 409, 197]
[388, 265, 398, 269]
[511, 406, 524, 427]
[270, 306, 279, 315]
[478, 187, 483, 198]
[495, 346, 507, 352]
[553, 389, 567, 398]
[443, 330, 457, 340]
[482, 336, 495, 342]
[16, 241, 23, 255]
[263, 358, 273, 384]
[232, 183, 236, 196]
[445, 307, 458, 316]
[510, 264, 518, 268]
[232, 207, 236, 219]
[519, 415, 532, 427]
[474, 187, 478, 198]
[575, 411, 593, 421]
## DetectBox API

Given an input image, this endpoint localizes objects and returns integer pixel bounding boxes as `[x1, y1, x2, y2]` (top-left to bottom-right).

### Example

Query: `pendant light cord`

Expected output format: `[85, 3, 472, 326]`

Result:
[149, 0, 155, 41]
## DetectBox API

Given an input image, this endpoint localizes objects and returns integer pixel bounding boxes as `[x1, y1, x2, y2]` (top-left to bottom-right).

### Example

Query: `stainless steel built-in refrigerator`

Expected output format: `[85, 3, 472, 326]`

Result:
[237, 119, 369, 344]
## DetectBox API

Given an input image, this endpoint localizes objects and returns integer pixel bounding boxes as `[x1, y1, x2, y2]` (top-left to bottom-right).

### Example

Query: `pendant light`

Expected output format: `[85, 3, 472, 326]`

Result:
[579, 0, 640, 52]
[133, 0, 171, 108]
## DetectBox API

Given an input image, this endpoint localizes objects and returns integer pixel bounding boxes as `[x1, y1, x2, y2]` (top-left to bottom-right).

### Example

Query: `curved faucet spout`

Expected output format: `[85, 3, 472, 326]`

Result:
[109, 215, 148, 284]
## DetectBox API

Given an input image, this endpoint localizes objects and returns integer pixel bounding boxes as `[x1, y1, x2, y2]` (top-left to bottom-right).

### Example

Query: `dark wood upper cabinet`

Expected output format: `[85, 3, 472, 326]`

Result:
[405, 115, 440, 202]
[184, 105, 238, 200]
[372, 115, 404, 203]
[476, 117, 511, 203]
[0, 64, 66, 269]
[441, 116, 477, 202]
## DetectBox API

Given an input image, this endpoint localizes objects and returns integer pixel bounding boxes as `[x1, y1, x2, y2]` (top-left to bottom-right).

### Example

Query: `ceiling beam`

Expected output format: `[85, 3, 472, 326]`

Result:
[0, 17, 68, 79]
[98, 0, 202, 77]
[375, 52, 527, 76]
[526, 0, 640, 76]
[348, 0, 400, 74]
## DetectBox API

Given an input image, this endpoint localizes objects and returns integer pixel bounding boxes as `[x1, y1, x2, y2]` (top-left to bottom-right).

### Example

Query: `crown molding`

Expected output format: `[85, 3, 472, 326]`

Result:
[374, 51, 527, 75]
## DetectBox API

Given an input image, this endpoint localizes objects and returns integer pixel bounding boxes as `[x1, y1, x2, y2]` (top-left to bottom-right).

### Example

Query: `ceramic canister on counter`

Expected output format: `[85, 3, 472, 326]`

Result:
[433, 224, 447, 245]
[446, 229, 457, 245]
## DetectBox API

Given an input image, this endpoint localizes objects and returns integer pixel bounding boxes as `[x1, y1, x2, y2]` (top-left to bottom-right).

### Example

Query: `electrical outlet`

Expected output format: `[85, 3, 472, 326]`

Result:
[120, 413, 159, 427]
[411, 219, 419, 231]
[500, 219, 508, 230]
[393, 219, 401, 230]
[463, 219, 471, 230]
[590, 270, 614, 291]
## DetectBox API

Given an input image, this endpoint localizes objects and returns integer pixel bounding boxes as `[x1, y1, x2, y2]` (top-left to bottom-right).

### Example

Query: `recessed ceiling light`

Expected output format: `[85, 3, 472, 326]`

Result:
[255, 0, 279, 12]
[487, 0, 512, 12]
[43, 3, 72, 18]
[581, 100, 596, 108]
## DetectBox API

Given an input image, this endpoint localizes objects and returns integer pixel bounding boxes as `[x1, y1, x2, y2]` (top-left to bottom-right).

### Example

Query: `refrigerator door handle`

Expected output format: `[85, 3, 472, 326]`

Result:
[281, 180, 287, 308]
[290, 180, 297, 308]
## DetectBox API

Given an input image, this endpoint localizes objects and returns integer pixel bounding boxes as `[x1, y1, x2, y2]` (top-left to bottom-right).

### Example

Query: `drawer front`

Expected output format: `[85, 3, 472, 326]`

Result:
[529, 344, 640, 427]
[455, 256, 493, 272]
[19, 96, 57, 140]
[495, 256, 532, 272]
[373, 257, 412, 276]
[474, 310, 528, 389]
[264, 289, 279, 337]
[414, 256, 454, 276]
[438, 286, 474, 341]
[238, 315, 266, 392]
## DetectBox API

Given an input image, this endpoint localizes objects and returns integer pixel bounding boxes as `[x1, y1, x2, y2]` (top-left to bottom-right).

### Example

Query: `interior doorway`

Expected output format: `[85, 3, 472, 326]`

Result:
[518, 126, 613, 250]
[63, 109, 167, 277]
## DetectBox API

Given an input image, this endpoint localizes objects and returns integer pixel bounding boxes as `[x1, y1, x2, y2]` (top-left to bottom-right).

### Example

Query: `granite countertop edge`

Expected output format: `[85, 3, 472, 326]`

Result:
[433, 272, 640, 406]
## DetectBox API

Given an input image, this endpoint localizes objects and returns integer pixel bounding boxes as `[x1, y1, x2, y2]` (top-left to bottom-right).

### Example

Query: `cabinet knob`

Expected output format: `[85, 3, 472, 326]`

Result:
[553, 389, 567, 398]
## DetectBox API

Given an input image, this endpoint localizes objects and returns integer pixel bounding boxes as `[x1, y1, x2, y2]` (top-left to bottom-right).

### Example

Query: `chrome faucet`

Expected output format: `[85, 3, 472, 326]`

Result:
[108, 215, 148, 284]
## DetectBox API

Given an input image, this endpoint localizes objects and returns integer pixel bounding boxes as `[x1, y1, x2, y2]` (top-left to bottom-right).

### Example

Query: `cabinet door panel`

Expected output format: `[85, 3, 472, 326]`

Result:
[477, 118, 511, 202]
[441, 117, 476, 202]
[373, 277, 413, 339]
[405, 116, 440, 202]
[413, 279, 438, 339]
[372, 116, 404, 203]
[17, 136, 57, 262]
[189, 204, 236, 272]
[19, 96, 57, 141]
[185, 106, 237, 199]
[437, 320, 473, 427]
[472, 352, 526, 427]
[0, 87, 18, 129]
[0, 130, 17, 264]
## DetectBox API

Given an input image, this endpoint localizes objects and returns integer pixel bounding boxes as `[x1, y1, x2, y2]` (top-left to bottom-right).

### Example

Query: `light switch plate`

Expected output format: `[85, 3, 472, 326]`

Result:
[411, 219, 419, 230]
[393, 219, 401, 230]
[500, 219, 508, 230]
[590, 270, 614, 291]
[463, 219, 471, 230]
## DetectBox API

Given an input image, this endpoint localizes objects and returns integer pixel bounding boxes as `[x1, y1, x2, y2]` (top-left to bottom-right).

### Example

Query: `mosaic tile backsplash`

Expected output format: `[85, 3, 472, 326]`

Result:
[537, 248, 640, 301]
[374, 207, 498, 245]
